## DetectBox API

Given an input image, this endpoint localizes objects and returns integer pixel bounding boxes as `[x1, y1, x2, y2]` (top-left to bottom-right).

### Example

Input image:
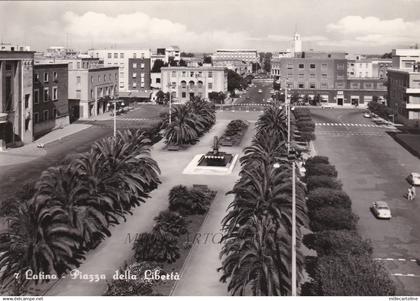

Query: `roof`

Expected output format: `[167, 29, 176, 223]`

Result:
[375, 201, 389, 207]
[119, 90, 152, 98]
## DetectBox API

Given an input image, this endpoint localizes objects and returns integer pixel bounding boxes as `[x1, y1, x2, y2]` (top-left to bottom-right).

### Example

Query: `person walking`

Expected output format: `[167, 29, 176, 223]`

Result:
[411, 185, 416, 199]
[408, 187, 413, 201]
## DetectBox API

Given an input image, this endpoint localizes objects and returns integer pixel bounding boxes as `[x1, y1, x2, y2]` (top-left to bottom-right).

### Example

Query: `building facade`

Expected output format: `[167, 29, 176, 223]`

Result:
[88, 49, 151, 92]
[33, 63, 69, 139]
[161, 66, 227, 102]
[0, 51, 34, 147]
[392, 49, 420, 70]
[272, 55, 386, 107]
[127, 58, 151, 91]
[387, 68, 420, 126]
[212, 49, 258, 63]
[212, 58, 251, 76]
[347, 58, 392, 79]
[68, 66, 119, 119]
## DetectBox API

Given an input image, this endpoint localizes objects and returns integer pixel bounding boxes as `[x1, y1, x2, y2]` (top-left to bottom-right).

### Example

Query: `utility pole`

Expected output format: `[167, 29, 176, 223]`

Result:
[168, 83, 172, 125]
[286, 85, 291, 154]
[292, 160, 297, 296]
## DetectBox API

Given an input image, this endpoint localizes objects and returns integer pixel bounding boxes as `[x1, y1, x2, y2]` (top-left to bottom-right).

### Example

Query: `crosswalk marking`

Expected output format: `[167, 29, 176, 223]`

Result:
[315, 122, 395, 129]
[317, 131, 386, 137]
[374, 257, 419, 262]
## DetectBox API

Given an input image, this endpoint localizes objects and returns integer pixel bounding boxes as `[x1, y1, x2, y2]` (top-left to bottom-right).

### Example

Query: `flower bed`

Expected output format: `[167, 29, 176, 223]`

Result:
[219, 119, 249, 146]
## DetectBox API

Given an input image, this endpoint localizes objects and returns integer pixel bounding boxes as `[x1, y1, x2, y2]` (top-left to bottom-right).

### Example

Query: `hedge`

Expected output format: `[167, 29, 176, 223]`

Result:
[306, 188, 352, 211]
[309, 207, 358, 232]
[306, 176, 342, 192]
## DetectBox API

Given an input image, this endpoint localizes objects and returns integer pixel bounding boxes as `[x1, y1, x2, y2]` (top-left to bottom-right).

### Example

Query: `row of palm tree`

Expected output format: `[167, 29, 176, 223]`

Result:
[163, 97, 216, 146]
[0, 130, 161, 293]
[219, 105, 308, 296]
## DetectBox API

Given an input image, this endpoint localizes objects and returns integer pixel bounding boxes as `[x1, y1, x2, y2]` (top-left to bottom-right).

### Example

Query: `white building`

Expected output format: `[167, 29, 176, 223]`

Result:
[88, 49, 151, 92]
[0, 43, 30, 52]
[347, 58, 392, 79]
[161, 66, 227, 103]
[212, 49, 258, 63]
[392, 49, 420, 70]
[212, 58, 251, 76]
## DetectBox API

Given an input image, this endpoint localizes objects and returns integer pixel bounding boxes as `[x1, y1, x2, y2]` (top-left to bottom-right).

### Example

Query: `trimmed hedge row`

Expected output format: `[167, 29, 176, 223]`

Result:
[219, 119, 249, 146]
[301, 156, 395, 296]
[293, 108, 316, 142]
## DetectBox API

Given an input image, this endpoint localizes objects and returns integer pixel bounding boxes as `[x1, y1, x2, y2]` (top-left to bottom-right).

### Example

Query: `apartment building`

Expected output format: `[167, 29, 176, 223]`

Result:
[212, 49, 258, 63]
[33, 63, 69, 139]
[212, 58, 251, 76]
[392, 49, 420, 70]
[0, 50, 34, 148]
[88, 49, 151, 92]
[347, 58, 392, 79]
[161, 66, 227, 103]
[68, 65, 119, 120]
[127, 58, 151, 90]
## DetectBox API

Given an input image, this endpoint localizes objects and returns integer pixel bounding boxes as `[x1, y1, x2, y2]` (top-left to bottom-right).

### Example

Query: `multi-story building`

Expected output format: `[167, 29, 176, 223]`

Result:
[347, 58, 392, 79]
[272, 53, 386, 107]
[0, 50, 34, 148]
[33, 63, 69, 139]
[212, 49, 258, 63]
[212, 58, 251, 76]
[387, 68, 420, 126]
[88, 49, 151, 92]
[392, 49, 420, 70]
[0, 43, 31, 52]
[127, 58, 151, 91]
[161, 66, 227, 103]
[68, 65, 119, 120]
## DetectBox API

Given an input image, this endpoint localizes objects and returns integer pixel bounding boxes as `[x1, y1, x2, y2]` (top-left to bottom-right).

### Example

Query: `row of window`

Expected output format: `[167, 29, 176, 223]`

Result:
[33, 109, 57, 124]
[107, 52, 145, 59]
[35, 72, 58, 82]
[34, 87, 58, 104]
[170, 71, 213, 78]
[169, 81, 212, 89]
[89, 73, 118, 84]
[286, 63, 345, 70]
[132, 63, 145, 69]
[132, 72, 145, 78]
[132, 82, 145, 89]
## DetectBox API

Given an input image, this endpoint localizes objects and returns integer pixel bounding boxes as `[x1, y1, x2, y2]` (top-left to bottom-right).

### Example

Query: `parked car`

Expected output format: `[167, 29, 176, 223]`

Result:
[258, 89, 263, 93]
[363, 112, 372, 118]
[371, 201, 392, 219]
[408, 172, 420, 186]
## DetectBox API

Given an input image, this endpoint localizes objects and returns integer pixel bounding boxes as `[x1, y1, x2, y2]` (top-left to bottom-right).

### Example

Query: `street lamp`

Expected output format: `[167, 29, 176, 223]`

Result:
[168, 83, 175, 125]
[107, 96, 123, 138]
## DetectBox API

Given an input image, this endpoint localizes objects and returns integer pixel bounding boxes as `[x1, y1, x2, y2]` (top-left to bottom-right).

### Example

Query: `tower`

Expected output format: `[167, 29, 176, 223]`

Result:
[293, 33, 302, 53]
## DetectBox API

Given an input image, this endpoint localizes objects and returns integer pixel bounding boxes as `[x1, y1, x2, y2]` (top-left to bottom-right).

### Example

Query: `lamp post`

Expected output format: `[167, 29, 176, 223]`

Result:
[168, 83, 175, 125]
[291, 160, 297, 296]
[107, 96, 123, 138]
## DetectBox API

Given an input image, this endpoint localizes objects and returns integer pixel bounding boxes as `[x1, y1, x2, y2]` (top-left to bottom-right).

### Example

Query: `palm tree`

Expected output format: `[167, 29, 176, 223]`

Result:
[164, 105, 205, 145]
[255, 106, 288, 141]
[187, 97, 216, 133]
[0, 199, 82, 291]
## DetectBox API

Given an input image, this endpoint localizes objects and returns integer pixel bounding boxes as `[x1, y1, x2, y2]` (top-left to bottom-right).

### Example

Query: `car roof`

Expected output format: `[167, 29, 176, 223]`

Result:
[375, 201, 389, 207]
[411, 172, 420, 177]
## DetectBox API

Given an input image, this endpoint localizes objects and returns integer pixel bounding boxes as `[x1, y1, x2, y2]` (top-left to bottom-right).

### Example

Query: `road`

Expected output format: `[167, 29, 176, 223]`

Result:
[311, 108, 420, 295]
[234, 79, 273, 105]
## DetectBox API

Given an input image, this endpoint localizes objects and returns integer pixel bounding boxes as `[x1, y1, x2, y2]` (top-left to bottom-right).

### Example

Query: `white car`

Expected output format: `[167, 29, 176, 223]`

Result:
[371, 201, 392, 219]
[363, 112, 372, 118]
[408, 172, 420, 186]
[258, 89, 263, 93]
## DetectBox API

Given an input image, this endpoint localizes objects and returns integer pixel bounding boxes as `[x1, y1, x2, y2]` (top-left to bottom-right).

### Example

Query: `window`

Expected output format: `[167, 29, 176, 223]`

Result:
[133, 72, 137, 78]
[35, 73, 39, 81]
[114, 53, 118, 58]
[182, 71, 186, 77]
[76, 76, 81, 84]
[298, 83, 304, 89]
[133, 82, 137, 88]
[133, 63, 137, 68]
[208, 82, 213, 89]
[133, 53, 137, 59]
[310, 83, 316, 89]
[141, 83, 144, 88]
[98, 75, 100, 82]
[104, 75, 106, 82]
[115, 73, 118, 80]
[182, 92, 186, 98]
[43, 88, 49, 102]
[172, 71, 176, 77]
[52, 87, 58, 100]
[190, 71, 194, 77]
[321, 63, 327, 70]
[320, 82, 328, 88]
[310, 73, 315, 78]
[120, 53, 124, 59]
[90, 89, 94, 99]
[337, 64, 345, 70]
[310, 64, 316, 69]
[91, 76, 93, 83]
[208, 71, 212, 78]
[108, 53, 112, 59]
[298, 73, 304, 78]
[321, 73, 327, 78]
[44, 72, 49, 82]
[156, 78, 161, 84]
[287, 64, 293, 70]
[299, 64, 304, 69]
[140, 63, 145, 69]
[24, 94, 30, 108]
[77, 62, 81, 69]
[34, 112, 39, 124]
[53, 72, 58, 81]
[34, 89, 39, 104]
[52, 108, 57, 119]
[43, 110, 49, 121]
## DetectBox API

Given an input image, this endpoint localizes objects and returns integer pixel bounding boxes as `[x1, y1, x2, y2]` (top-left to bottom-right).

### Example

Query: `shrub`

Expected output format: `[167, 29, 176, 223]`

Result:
[306, 254, 396, 296]
[305, 163, 338, 178]
[306, 188, 352, 210]
[305, 156, 330, 168]
[306, 176, 342, 192]
[309, 207, 358, 232]
[303, 230, 372, 257]
[168, 185, 210, 215]
[153, 210, 187, 237]
[133, 232, 180, 263]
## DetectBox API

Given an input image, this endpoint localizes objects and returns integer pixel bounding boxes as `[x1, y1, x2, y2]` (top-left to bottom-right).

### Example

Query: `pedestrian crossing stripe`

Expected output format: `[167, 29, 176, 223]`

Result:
[317, 131, 386, 137]
[315, 122, 394, 128]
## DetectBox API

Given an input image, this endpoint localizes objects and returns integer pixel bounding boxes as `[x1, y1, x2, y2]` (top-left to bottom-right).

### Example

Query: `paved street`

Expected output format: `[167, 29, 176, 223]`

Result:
[311, 108, 420, 295]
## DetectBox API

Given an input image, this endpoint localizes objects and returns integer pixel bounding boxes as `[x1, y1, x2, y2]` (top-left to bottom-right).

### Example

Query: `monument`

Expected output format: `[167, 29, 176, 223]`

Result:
[198, 136, 233, 167]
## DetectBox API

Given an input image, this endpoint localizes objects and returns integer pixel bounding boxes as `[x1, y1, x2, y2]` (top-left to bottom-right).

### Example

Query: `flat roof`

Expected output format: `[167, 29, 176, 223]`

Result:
[161, 66, 225, 71]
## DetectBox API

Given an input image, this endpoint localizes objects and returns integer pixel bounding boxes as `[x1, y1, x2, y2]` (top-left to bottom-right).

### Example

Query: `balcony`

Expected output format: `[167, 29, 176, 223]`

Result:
[406, 88, 420, 94]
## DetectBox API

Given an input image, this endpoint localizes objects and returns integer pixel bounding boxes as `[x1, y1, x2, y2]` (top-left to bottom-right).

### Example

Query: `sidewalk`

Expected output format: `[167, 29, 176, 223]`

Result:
[0, 123, 92, 167]
[46, 117, 248, 296]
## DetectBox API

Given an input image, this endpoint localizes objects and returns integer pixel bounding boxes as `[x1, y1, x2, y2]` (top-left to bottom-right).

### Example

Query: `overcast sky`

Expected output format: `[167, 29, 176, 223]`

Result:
[1, 0, 419, 54]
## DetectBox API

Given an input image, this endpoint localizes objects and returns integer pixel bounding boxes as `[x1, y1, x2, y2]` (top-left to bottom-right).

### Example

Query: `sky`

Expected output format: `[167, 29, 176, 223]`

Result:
[1, 0, 420, 54]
